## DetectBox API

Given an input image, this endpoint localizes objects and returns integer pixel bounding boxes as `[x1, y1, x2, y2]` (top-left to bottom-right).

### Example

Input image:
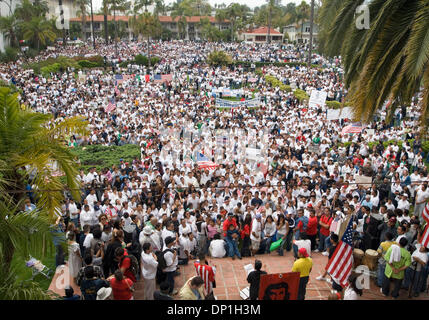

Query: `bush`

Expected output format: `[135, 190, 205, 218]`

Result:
[326, 101, 342, 109]
[73, 55, 104, 67]
[293, 89, 310, 102]
[78, 60, 99, 68]
[71, 144, 141, 172]
[0, 46, 19, 62]
[134, 54, 148, 66]
[40, 63, 61, 76]
[207, 50, 233, 66]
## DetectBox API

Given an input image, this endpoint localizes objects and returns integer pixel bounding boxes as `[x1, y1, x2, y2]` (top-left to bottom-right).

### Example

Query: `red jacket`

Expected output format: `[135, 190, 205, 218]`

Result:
[319, 215, 333, 237]
[223, 218, 237, 237]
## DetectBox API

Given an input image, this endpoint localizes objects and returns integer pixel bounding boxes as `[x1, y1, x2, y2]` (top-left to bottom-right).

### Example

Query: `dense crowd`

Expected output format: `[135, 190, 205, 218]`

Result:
[5, 40, 429, 300]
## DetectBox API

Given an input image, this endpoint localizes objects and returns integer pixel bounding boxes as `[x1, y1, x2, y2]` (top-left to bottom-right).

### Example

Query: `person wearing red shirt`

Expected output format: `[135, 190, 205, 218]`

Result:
[306, 209, 318, 251]
[108, 269, 134, 300]
[115, 247, 137, 283]
[352, 155, 364, 167]
[194, 253, 216, 296]
[222, 213, 237, 237]
[316, 208, 333, 253]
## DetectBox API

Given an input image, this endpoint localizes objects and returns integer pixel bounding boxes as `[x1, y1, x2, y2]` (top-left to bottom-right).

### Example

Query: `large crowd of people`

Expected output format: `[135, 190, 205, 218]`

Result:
[5, 39, 429, 300]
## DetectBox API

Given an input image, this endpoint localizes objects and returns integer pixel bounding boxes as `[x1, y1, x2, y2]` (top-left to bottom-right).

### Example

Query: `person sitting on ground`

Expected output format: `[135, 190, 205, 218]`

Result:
[209, 233, 226, 258]
[226, 223, 242, 260]
[63, 286, 80, 301]
[178, 276, 206, 300]
[154, 281, 174, 300]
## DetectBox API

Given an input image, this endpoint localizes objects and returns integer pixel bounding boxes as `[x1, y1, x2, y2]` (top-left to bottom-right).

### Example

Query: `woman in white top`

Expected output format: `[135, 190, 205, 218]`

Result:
[343, 274, 363, 300]
[263, 215, 276, 253]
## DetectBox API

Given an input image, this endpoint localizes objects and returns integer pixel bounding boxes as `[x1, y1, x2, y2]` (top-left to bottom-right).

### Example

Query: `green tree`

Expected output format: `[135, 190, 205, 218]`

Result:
[15, 0, 49, 23]
[0, 87, 88, 298]
[215, 8, 227, 31]
[76, 0, 90, 41]
[296, 0, 310, 42]
[225, 3, 250, 42]
[319, 0, 429, 130]
[207, 50, 232, 66]
[0, 14, 19, 48]
[21, 16, 56, 51]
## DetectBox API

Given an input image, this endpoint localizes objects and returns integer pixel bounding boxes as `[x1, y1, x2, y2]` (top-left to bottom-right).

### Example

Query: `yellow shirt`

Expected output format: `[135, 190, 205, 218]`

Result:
[292, 257, 313, 277]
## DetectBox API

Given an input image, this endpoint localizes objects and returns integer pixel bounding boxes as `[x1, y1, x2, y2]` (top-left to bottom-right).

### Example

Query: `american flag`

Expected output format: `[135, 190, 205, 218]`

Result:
[115, 74, 124, 84]
[341, 123, 363, 135]
[114, 85, 120, 97]
[153, 74, 173, 83]
[196, 152, 218, 170]
[420, 224, 429, 249]
[422, 201, 429, 224]
[325, 216, 354, 287]
[104, 98, 116, 113]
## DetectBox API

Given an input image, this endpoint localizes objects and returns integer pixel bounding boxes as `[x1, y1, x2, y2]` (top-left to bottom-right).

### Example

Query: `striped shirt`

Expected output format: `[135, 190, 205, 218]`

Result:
[194, 261, 216, 295]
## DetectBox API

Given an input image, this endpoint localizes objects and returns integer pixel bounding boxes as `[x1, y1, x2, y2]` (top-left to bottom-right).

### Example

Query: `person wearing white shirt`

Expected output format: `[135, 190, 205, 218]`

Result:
[209, 234, 226, 258]
[163, 236, 179, 295]
[86, 189, 98, 208]
[161, 222, 177, 248]
[80, 204, 95, 228]
[397, 194, 411, 211]
[250, 214, 262, 255]
[141, 242, 159, 300]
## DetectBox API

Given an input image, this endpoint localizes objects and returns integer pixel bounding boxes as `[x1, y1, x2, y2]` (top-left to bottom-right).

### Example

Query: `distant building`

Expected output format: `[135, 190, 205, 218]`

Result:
[238, 27, 283, 43]
[69, 15, 230, 41]
[0, 0, 78, 52]
[284, 22, 319, 43]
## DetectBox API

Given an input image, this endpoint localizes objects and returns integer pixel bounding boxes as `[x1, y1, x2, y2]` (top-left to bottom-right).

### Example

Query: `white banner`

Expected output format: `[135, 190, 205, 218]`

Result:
[215, 98, 261, 109]
[327, 107, 353, 120]
[309, 90, 327, 109]
[245, 148, 262, 161]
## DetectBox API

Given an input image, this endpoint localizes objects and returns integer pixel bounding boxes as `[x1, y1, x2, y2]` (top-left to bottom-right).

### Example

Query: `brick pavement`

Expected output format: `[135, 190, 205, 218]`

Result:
[49, 250, 429, 300]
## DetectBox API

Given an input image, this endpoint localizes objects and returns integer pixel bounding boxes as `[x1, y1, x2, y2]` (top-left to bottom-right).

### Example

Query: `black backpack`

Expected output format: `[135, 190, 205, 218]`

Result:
[121, 254, 139, 278]
[156, 249, 174, 270]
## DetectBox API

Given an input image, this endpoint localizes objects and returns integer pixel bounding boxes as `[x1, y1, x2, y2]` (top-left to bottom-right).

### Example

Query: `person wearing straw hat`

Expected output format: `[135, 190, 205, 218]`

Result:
[96, 287, 112, 300]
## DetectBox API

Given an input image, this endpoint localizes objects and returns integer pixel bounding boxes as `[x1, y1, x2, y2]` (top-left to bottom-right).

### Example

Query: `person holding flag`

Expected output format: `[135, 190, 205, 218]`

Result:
[194, 252, 216, 298]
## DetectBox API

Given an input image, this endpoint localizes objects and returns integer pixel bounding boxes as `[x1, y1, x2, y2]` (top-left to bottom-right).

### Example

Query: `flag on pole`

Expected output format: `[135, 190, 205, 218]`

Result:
[422, 201, 429, 224]
[114, 86, 120, 97]
[154, 74, 172, 83]
[325, 217, 354, 287]
[420, 224, 429, 249]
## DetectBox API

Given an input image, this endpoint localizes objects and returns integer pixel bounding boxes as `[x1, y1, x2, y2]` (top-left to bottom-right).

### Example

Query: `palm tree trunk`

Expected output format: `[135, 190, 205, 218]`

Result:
[3, 238, 14, 275]
[114, 8, 118, 56]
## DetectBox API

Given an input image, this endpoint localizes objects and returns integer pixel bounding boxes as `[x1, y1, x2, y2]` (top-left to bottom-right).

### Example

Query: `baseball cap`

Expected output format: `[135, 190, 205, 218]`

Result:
[227, 212, 234, 216]
[255, 213, 262, 219]
[298, 247, 309, 258]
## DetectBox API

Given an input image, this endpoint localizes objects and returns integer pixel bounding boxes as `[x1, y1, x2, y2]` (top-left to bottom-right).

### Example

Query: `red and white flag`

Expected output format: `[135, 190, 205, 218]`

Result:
[420, 224, 429, 249]
[104, 99, 116, 113]
[422, 201, 429, 224]
[325, 217, 354, 287]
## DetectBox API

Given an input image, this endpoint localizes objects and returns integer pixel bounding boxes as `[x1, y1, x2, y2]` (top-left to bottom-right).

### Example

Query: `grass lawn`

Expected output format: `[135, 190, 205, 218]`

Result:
[11, 251, 57, 291]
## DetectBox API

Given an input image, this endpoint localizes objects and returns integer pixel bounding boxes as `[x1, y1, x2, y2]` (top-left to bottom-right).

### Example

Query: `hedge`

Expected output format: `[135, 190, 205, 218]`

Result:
[293, 89, 310, 102]
[265, 75, 291, 92]
[25, 56, 80, 75]
[78, 60, 99, 68]
[234, 60, 320, 69]
[119, 55, 160, 68]
[71, 144, 141, 172]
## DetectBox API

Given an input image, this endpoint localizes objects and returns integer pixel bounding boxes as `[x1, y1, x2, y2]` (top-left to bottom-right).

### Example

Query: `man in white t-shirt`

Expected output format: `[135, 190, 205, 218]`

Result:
[209, 234, 226, 258]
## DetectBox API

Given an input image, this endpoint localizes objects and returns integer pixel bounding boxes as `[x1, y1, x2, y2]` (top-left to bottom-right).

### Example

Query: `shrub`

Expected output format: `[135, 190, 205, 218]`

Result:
[207, 50, 233, 66]
[71, 144, 141, 172]
[326, 101, 342, 109]
[0, 46, 19, 62]
[293, 89, 309, 102]
[40, 63, 61, 76]
[134, 54, 148, 66]
[78, 60, 99, 68]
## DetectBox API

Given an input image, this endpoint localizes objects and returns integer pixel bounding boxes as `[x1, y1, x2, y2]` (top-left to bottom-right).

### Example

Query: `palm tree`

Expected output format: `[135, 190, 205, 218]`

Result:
[266, 0, 276, 43]
[21, 16, 56, 51]
[0, 87, 88, 297]
[0, 14, 18, 48]
[102, 0, 110, 44]
[215, 8, 227, 31]
[153, 0, 167, 16]
[171, 3, 188, 40]
[319, 0, 429, 130]
[225, 3, 243, 42]
[108, 0, 131, 55]
[296, 0, 310, 43]
[75, 0, 90, 41]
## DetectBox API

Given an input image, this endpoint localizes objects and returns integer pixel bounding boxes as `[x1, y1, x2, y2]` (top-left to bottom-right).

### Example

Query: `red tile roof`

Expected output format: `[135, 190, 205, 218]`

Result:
[244, 27, 281, 35]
